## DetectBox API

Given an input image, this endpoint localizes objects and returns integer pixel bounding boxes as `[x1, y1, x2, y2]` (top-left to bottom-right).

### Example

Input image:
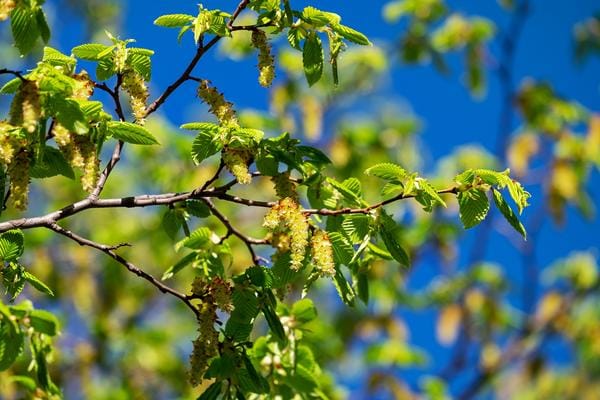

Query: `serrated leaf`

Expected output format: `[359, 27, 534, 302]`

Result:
[42, 47, 75, 68]
[11, 7, 40, 55]
[287, 27, 304, 50]
[458, 189, 490, 229]
[196, 381, 222, 400]
[161, 209, 183, 240]
[175, 227, 211, 251]
[331, 23, 371, 45]
[22, 271, 54, 297]
[191, 131, 223, 164]
[301, 6, 330, 27]
[303, 33, 324, 87]
[30, 146, 75, 179]
[154, 14, 195, 28]
[107, 121, 159, 145]
[365, 163, 407, 182]
[127, 53, 152, 81]
[180, 122, 220, 131]
[35, 8, 50, 43]
[96, 57, 116, 81]
[332, 267, 355, 306]
[328, 232, 354, 265]
[416, 178, 447, 207]
[379, 221, 410, 267]
[0, 230, 24, 261]
[492, 189, 526, 238]
[72, 43, 111, 60]
[263, 303, 287, 345]
[327, 178, 361, 206]
[0, 318, 24, 371]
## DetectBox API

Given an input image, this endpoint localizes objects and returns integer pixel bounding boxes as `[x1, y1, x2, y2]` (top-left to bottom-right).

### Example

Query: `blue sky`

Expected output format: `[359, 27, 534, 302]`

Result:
[3, 0, 600, 396]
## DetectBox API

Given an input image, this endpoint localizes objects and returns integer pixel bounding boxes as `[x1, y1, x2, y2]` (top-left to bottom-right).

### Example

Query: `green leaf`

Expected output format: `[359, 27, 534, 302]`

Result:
[186, 200, 211, 218]
[242, 353, 269, 393]
[161, 209, 183, 240]
[379, 211, 410, 267]
[11, 6, 40, 55]
[180, 122, 220, 131]
[287, 27, 304, 50]
[22, 271, 54, 297]
[154, 14, 195, 28]
[42, 47, 76, 68]
[0, 230, 24, 261]
[301, 6, 330, 27]
[458, 189, 490, 229]
[245, 266, 274, 289]
[72, 43, 111, 60]
[0, 77, 22, 95]
[291, 299, 317, 323]
[96, 57, 116, 81]
[175, 227, 212, 251]
[416, 178, 447, 207]
[492, 189, 526, 239]
[107, 121, 159, 145]
[332, 267, 355, 306]
[30, 146, 75, 179]
[262, 304, 287, 345]
[35, 8, 50, 44]
[365, 163, 407, 182]
[328, 232, 354, 265]
[162, 252, 198, 280]
[331, 23, 371, 45]
[29, 309, 59, 336]
[0, 316, 24, 371]
[127, 53, 152, 81]
[303, 32, 324, 87]
[196, 381, 222, 400]
[191, 131, 223, 164]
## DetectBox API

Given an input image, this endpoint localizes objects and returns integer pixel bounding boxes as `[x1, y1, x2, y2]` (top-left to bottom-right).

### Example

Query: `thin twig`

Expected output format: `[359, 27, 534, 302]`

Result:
[47, 222, 199, 318]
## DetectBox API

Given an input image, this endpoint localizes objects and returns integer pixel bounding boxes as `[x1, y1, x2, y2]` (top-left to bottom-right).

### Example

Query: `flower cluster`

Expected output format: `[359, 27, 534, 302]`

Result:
[0, 122, 25, 166]
[121, 70, 149, 123]
[264, 197, 309, 270]
[251, 30, 275, 88]
[310, 230, 335, 277]
[189, 301, 219, 386]
[8, 150, 30, 210]
[271, 172, 298, 200]
[223, 147, 252, 184]
[0, 0, 15, 21]
[49, 72, 99, 193]
[9, 81, 40, 134]
[197, 80, 238, 128]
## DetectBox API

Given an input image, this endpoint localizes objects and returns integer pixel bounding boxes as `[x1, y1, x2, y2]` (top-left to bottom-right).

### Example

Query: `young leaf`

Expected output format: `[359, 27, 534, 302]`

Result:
[328, 232, 354, 265]
[262, 304, 287, 345]
[379, 214, 410, 267]
[332, 267, 355, 306]
[191, 131, 223, 164]
[72, 43, 111, 60]
[175, 227, 211, 251]
[30, 146, 75, 179]
[11, 7, 40, 55]
[29, 309, 60, 336]
[0, 230, 25, 262]
[331, 23, 371, 46]
[196, 381, 223, 400]
[22, 271, 54, 297]
[365, 163, 407, 182]
[416, 178, 447, 207]
[458, 189, 490, 229]
[492, 189, 526, 238]
[303, 32, 324, 87]
[154, 14, 195, 28]
[107, 121, 159, 145]
[162, 252, 198, 280]
[0, 317, 24, 371]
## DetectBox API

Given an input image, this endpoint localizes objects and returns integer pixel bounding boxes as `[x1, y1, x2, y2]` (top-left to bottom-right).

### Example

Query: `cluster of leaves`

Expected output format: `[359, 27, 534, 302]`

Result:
[154, 1, 371, 87]
[384, 0, 495, 95]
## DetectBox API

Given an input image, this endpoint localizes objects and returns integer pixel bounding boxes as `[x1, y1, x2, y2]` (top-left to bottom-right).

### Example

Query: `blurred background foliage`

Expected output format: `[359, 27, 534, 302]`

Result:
[1, 0, 600, 399]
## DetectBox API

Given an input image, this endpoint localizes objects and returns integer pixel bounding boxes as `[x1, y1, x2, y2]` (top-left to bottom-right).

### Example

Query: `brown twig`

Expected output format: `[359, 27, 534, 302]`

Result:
[47, 222, 199, 318]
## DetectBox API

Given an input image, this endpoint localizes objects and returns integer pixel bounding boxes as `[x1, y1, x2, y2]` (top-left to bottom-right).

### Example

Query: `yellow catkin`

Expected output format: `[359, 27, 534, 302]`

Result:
[19, 80, 41, 134]
[251, 30, 275, 88]
[114, 43, 128, 74]
[271, 172, 298, 200]
[121, 70, 149, 123]
[222, 148, 252, 184]
[264, 197, 309, 270]
[72, 71, 94, 100]
[75, 135, 99, 192]
[0, 122, 23, 165]
[0, 0, 15, 21]
[8, 150, 30, 211]
[189, 302, 219, 386]
[311, 230, 335, 276]
[196, 80, 238, 128]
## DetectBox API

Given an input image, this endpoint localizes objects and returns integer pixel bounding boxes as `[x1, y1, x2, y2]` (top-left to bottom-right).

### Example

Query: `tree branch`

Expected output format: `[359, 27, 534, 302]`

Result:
[47, 222, 199, 319]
